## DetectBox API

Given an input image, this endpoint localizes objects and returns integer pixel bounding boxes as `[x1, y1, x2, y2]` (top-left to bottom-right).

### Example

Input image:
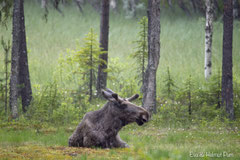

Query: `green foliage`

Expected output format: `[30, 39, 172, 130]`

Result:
[0, 0, 13, 27]
[107, 57, 140, 99]
[233, 77, 240, 118]
[56, 28, 105, 101]
[161, 67, 177, 100]
[204, 69, 222, 108]
[130, 16, 148, 90]
[25, 82, 81, 125]
[0, 37, 10, 118]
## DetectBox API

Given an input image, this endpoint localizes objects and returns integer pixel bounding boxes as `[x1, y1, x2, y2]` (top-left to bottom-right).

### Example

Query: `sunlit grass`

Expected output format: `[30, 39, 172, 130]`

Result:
[0, 124, 239, 160]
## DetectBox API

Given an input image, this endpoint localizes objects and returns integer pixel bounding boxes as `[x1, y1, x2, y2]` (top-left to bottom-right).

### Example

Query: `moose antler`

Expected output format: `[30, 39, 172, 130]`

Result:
[126, 94, 139, 101]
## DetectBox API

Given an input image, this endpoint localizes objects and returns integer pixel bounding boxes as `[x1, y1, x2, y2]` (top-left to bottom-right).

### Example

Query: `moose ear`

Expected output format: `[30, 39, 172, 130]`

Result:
[112, 93, 118, 101]
[126, 94, 139, 101]
[102, 90, 118, 102]
[102, 90, 112, 100]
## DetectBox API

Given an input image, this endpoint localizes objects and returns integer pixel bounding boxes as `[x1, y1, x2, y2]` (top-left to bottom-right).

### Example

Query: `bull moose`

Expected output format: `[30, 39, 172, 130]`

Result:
[68, 89, 150, 148]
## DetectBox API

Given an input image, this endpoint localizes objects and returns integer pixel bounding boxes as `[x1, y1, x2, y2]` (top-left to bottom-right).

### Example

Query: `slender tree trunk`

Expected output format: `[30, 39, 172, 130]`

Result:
[89, 35, 93, 101]
[90, 0, 101, 13]
[41, 0, 47, 8]
[142, 19, 147, 86]
[97, 0, 109, 96]
[18, 0, 32, 113]
[204, 0, 214, 80]
[221, 0, 234, 120]
[142, 0, 160, 114]
[178, 0, 191, 16]
[10, 0, 22, 119]
[195, 0, 205, 16]
[233, 0, 240, 19]
[191, 0, 197, 13]
[75, 0, 84, 13]
[214, 0, 221, 15]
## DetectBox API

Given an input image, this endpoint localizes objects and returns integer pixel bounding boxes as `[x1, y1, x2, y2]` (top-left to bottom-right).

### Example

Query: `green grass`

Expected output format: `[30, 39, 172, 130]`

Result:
[0, 124, 239, 160]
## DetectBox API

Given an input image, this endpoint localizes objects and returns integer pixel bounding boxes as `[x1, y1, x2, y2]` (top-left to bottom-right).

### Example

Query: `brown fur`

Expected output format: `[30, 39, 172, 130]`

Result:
[68, 89, 149, 148]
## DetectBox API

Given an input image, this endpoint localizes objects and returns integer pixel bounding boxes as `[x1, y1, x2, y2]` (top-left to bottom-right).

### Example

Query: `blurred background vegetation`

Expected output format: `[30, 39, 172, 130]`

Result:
[0, 0, 239, 129]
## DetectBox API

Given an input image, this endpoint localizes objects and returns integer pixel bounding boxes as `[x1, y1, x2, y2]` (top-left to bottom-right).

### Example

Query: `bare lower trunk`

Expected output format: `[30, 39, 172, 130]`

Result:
[89, 37, 93, 101]
[41, 0, 47, 8]
[97, 0, 109, 96]
[222, 0, 234, 120]
[89, 0, 101, 13]
[195, 0, 205, 16]
[75, 0, 84, 13]
[10, 0, 22, 119]
[204, 0, 214, 80]
[233, 0, 240, 19]
[178, 0, 191, 16]
[191, 0, 197, 13]
[142, 0, 160, 114]
[19, 0, 32, 112]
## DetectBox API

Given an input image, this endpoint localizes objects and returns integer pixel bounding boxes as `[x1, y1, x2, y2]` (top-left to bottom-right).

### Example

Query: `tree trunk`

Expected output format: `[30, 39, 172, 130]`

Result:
[178, 0, 191, 16]
[204, 0, 214, 80]
[214, 0, 221, 15]
[89, 35, 93, 101]
[10, 0, 32, 118]
[191, 0, 197, 13]
[195, 0, 205, 16]
[75, 0, 84, 13]
[233, 0, 240, 19]
[10, 0, 22, 119]
[221, 0, 234, 120]
[142, 0, 160, 114]
[41, 0, 47, 8]
[19, 0, 32, 113]
[97, 0, 109, 96]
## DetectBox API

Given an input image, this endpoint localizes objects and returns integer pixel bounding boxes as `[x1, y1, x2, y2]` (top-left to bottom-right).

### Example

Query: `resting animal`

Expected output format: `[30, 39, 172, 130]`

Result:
[68, 89, 150, 148]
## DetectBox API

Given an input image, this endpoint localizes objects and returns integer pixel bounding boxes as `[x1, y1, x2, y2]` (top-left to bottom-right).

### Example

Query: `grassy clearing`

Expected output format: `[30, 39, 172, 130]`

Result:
[0, 123, 239, 160]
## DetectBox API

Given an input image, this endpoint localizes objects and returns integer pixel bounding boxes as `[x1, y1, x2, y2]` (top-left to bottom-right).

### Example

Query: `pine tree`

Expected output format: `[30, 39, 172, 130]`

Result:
[1, 38, 11, 116]
[73, 28, 105, 101]
[130, 16, 148, 90]
[162, 67, 176, 100]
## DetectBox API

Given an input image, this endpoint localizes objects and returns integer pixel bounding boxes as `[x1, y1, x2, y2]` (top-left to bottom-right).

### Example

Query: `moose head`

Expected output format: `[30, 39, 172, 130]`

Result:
[102, 88, 149, 126]
[68, 89, 150, 148]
